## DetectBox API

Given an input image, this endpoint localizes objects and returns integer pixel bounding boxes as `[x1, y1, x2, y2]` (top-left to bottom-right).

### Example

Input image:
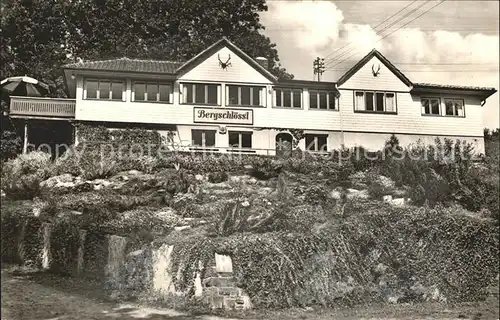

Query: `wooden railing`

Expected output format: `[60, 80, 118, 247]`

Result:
[9, 96, 76, 118]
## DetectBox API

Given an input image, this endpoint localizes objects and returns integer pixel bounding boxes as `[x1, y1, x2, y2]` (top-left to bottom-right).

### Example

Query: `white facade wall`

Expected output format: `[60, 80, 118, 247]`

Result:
[73, 46, 488, 154]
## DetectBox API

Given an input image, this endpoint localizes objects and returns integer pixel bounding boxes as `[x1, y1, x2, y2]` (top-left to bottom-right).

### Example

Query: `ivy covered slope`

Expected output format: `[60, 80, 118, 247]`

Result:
[1, 126, 499, 309]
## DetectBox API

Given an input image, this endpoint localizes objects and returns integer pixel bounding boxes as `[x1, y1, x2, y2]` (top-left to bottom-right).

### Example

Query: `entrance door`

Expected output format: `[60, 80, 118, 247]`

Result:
[276, 133, 293, 158]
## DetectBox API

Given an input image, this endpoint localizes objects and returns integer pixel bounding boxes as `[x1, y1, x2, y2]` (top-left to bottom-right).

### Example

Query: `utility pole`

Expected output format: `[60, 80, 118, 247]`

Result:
[313, 57, 325, 82]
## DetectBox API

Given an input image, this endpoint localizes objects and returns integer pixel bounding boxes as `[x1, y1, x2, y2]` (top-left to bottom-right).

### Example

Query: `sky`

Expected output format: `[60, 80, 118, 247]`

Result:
[260, 0, 499, 129]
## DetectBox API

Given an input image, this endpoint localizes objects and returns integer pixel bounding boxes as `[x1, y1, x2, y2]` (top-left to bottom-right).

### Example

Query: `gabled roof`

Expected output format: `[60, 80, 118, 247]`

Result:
[337, 49, 412, 87]
[176, 37, 278, 82]
[63, 58, 183, 74]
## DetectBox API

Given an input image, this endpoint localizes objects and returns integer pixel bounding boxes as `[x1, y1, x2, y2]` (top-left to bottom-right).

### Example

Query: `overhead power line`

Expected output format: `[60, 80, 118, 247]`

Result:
[323, 0, 432, 68]
[324, 0, 447, 72]
[325, 69, 499, 73]
[321, 0, 419, 63]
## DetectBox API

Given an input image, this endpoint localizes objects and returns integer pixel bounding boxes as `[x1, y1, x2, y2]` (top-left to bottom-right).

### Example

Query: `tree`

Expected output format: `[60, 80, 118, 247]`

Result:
[1, 0, 293, 97]
[1, 0, 70, 96]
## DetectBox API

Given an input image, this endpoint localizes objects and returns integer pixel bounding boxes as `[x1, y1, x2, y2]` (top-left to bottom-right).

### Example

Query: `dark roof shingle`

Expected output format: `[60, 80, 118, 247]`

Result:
[412, 82, 496, 92]
[63, 58, 183, 74]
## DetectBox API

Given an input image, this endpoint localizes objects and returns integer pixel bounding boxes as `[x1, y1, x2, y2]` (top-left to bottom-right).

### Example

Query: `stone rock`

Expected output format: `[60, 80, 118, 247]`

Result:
[230, 175, 246, 183]
[241, 201, 250, 207]
[374, 263, 389, 275]
[40, 173, 74, 189]
[122, 175, 129, 181]
[172, 193, 196, 208]
[174, 225, 191, 231]
[329, 189, 342, 200]
[257, 187, 274, 196]
[0, 189, 5, 198]
[94, 184, 102, 190]
[377, 175, 396, 189]
[128, 249, 144, 257]
[56, 210, 83, 218]
[58, 181, 76, 188]
[383, 195, 393, 202]
[243, 164, 253, 170]
[349, 171, 368, 189]
[346, 188, 370, 199]
[128, 170, 142, 176]
[154, 209, 182, 225]
[388, 296, 400, 304]
[390, 198, 406, 207]
[195, 174, 204, 181]
[32, 198, 49, 217]
[207, 181, 232, 189]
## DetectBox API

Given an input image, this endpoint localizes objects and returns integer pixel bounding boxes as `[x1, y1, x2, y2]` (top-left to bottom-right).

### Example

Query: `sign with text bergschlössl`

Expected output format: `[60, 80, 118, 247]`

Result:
[193, 107, 253, 125]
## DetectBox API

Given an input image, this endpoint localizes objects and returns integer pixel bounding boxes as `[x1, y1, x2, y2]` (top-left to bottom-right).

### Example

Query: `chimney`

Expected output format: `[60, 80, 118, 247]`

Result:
[255, 57, 268, 70]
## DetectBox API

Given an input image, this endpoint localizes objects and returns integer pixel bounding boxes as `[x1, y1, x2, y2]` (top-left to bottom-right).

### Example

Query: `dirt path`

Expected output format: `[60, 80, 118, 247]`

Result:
[1, 265, 498, 320]
[0, 267, 233, 320]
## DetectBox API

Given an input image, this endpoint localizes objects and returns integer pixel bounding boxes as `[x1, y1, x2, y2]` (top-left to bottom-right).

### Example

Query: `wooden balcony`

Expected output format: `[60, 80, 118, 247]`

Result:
[9, 96, 76, 119]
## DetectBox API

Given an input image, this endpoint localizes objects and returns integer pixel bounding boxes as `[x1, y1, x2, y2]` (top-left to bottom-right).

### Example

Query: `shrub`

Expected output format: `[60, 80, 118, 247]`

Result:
[78, 150, 119, 179]
[250, 158, 283, 180]
[1, 151, 52, 199]
[366, 170, 397, 199]
[207, 171, 228, 183]
[207, 202, 254, 237]
[50, 218, 80, 275]
[0, 202, 33, 263]
[76, 124, 165, 146]
[50, 148, 119, 179]
[159, 169, 195, 195]
[0, 130, 22, 161]
[49, 191, 160, 230]
[117, 155, 161, 174]
[454, 163, 499, 219]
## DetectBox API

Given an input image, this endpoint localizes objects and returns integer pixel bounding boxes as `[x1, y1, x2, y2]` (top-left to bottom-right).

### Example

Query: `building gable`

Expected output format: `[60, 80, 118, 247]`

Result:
[177, 38, 276, 84]
[337, 50, 412, 92]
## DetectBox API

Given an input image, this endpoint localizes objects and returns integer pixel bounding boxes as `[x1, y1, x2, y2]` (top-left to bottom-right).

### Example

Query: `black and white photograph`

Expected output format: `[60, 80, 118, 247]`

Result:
[1, 0, 499, 319]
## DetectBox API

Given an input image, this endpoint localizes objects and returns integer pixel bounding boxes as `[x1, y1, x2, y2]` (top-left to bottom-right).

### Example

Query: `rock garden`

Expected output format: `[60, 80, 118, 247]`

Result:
[1, 126, 498, 312]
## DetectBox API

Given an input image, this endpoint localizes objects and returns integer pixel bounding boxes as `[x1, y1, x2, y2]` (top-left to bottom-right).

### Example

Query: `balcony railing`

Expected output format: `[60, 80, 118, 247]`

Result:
[9, 96, 76, 118]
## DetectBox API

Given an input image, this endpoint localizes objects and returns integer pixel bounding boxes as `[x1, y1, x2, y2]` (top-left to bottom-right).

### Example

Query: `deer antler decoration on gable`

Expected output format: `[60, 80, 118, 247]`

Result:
[372, 64, 381, 77]
[218, 54, 232, 70]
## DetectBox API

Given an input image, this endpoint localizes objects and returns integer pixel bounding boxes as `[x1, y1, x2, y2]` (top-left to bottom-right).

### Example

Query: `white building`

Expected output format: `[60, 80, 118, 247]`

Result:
[9, 38, 497, 155]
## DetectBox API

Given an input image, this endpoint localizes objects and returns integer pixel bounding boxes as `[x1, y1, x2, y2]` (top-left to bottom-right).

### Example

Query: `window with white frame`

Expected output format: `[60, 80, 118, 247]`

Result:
[444, 99, 465, 117]
[85, 79, 124, 100]
[229, 131, 252, 149]
[133, 82, 172, 103]
[305, 134, 328, 152]
[309, 90, 337, 110]
[421, 97, 441, 115]
[181, 83, 219, 105]
[227, 85, 265, 107]
[274, 88, 302, 108]
[191, 130, 216, 148]
[354, 91, 396, 113]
